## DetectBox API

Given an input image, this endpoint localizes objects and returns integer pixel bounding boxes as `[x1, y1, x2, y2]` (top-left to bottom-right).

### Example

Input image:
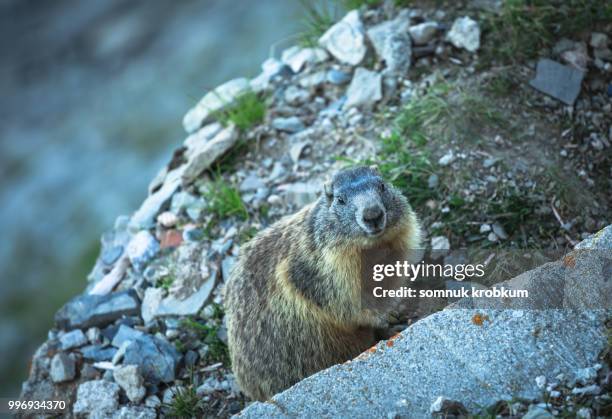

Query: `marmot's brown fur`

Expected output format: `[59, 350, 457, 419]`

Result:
[225, 166, 422, 401]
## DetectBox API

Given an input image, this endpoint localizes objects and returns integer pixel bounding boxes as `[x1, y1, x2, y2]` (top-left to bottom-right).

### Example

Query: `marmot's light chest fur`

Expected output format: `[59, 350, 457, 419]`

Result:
[225, 166, 422, 400]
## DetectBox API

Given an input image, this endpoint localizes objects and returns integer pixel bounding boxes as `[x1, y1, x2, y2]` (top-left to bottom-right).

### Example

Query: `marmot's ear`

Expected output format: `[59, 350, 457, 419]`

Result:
[323, 179, 333, 201]
[369, 164, 381, 175]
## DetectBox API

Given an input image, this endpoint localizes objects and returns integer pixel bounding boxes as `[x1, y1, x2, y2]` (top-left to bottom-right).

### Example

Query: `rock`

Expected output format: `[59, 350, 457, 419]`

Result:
[73, 380, 120, 416]
[319, 10, 367, 66]
[343, 68, 382, 110]
[447, 16, 481, 52]
[284, 85, 310, 105]
[55, 290, 140, 330]
[431, 236, 450, 259]
[487, 232, 498, 242]
[523, 405, 554, 419]
[101, 245, 123, 266]
[535, 375, 546, 388]
[281, 47, 328, 73]
[240, 174, 266, 192]
[409, 22, 438, 45]
[367, 11, 412, 74]
[126, 231, 160, 272]
[141, 274, 214, 323]
[108, 406, 157, 419]
[183, 122, 223, 150]
[438, 151, 455, 166]
[278, 182, 320, 207]
[575, 224, 612, 250]
[113, 364, 146, 403]
[171, 191, 206, 221]
[479, 224, 491, 233]
[289, 141, 309, 164]
[159, 229, 183, 249]
[182, 125, 239, 184]
[491, 222, 508, 240]
[572, 384, 601, 395]
[145, 395, 161, 408]
[50, 353, 76, 383]
[59, 329, 88, 350]
[250, 58, 291, 92]
[427, 174, 438, 189]
[157, 211, 178, 228]
[529, 59, 584, 105]
[327, 69, 352, 85]
[590, 32, 609, 49]
[182, 78, 250, 133]
[80, 345, 118, 362]
[111, 324, 145, 348]
[298, 71, 327, 88]
[561, 44, 588, 72]
[129, 167, 183, 230]
[272, 116, 305, 133]
[123, 333, 181, 384]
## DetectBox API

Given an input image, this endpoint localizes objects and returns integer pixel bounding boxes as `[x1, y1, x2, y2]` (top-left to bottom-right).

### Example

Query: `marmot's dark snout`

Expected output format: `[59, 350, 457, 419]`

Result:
[359, 203, 386, 235]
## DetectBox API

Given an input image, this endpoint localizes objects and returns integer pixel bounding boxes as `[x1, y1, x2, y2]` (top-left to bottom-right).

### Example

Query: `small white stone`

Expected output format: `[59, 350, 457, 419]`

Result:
[535, 375, 546, 388]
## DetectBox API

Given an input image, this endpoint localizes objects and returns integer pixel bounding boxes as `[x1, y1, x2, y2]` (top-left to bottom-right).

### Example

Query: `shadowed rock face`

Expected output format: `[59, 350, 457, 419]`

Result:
[239, 226, 612, 418]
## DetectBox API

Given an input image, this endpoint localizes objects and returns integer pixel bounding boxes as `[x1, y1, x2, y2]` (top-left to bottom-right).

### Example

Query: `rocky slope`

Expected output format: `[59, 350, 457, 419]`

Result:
[18, 1, 612, 418]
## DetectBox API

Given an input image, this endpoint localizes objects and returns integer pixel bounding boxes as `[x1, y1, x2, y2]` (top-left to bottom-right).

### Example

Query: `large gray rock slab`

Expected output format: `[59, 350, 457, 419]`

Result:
[182, 125, 239, 184]
[529, 59, 584, 105]
[55, 290, 140, 330]
[238, 226, 611, 418]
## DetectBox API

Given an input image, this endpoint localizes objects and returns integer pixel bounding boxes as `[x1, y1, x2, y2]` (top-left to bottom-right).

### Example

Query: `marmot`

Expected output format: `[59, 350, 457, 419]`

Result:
[225, 166, 422, 401]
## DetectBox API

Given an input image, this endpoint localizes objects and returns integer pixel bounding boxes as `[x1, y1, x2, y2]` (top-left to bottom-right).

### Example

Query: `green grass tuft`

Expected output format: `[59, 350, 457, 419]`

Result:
[165, 384, 203, 418]
[182, 315, 230, 366]
[203, 176, 249, 222]
[215, 91, 266, 131]
[298, 0, 338, 47]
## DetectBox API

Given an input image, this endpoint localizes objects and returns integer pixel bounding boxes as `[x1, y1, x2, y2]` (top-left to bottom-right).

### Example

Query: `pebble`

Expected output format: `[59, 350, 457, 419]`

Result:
[479, 224, 491, 233]
[343, 67, 382, 109]
[157, 211, 178, 228]
[272, 116, 305, 133]
[240, 174, 266, 192]
[284, 85, 310, 105]
[126, 231, 160, 272]
[438, 151, 455, 166]
[113, 364, 146, 403]
[73, 380, 120, 416]
[427, 174, 439, 188]
[447, 16, 481, 52]
[319, 10, 367, 65]
[409, 22, 438, 45]
[183, 226, 205, 242]
[50, 352, 76, 383]
[491, 223, 508, 240]
[60, 329, 88, 350]
[122, 333, 181, 384]
[431, 236, 450, 259]
[535, 375, 546, 388]
[327, 69, 352, 85]
[101, 245, 124, 266]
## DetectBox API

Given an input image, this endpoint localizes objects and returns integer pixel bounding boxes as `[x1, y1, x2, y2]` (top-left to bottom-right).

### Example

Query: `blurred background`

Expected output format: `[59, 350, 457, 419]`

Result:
[0, 0, 312, 396]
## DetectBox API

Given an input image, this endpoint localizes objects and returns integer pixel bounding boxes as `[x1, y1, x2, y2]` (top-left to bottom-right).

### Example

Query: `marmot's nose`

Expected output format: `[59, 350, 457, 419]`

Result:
[362, 206, 384, 224]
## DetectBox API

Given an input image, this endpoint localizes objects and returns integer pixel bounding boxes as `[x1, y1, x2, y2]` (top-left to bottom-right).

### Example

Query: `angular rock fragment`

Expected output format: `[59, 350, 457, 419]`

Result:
[319, 10, 367, 66]
[529, 59, 584, 105]
[55, 290, 140, 330]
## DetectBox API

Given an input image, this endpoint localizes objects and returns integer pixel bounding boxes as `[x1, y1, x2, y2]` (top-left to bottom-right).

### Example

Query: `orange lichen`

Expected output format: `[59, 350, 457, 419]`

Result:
[471, 313, 490, 326]
[562, 254, 576, 268]
[386, 340, 394, 348]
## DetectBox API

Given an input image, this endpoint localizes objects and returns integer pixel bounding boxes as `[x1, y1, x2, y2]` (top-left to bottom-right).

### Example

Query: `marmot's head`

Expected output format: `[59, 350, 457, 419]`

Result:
[318, 165, 412, 245]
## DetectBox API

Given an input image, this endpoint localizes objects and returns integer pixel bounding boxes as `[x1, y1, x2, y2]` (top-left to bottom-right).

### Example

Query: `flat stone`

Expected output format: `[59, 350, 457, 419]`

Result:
[284, 85, 310, 105]
[126, 230, 160, 272]
[343, 68, 382, 110]
[367, 11, 412, 74]
[129, 167, 183, 229]
[109, 406, 157, 419]
[59, 329, 88, 350]
[182, 125, 239, 184]
[73, 380, 120, 416]
[111, 324, 145, 348]
[50, 352, 76, 383]
[183, 122, 223, 150]
[123, 334, 181, 384]
[447, 16, 481, 52]
[80, 345, 118, 362]
[319, 10, 367, 66]
[182, 78, 250, 133]
[409, 22, 438, 45]
[281, 47, 328, 73]
[431, 236, 450, 259]
[141, 274, 214, 323]
[55, 290, 140, 330]
[113, 364, 146, 403]
[272, 117, 305, 133]
[327, 69, 352, 85]
[240, 174, 266, 192]
[529, 59, 584, 105]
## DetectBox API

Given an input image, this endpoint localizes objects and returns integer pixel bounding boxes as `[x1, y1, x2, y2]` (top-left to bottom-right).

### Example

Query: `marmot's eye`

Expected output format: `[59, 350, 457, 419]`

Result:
[336, 196, 346, 205]
[379, 182, 386, 192]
